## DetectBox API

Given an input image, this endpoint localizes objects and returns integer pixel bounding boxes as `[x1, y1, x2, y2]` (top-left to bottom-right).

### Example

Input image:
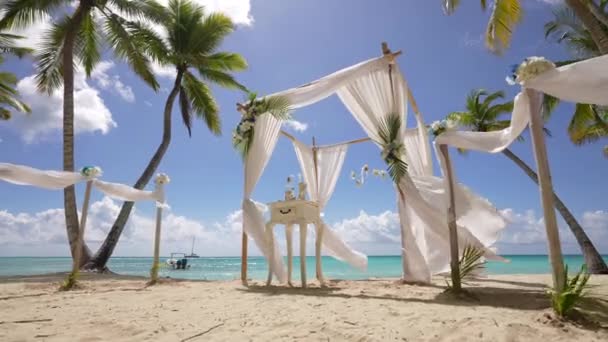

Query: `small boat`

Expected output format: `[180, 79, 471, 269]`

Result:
[185, 237, 200, 258]
[166, 253, 191, 270]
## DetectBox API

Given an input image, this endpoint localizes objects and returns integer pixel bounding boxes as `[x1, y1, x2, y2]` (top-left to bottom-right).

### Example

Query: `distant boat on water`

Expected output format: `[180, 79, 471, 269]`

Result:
[185, 237, 199, 258]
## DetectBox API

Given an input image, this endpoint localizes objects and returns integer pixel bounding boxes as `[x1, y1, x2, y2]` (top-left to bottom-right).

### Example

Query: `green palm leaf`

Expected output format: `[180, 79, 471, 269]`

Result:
[377, 112, 408, 183]
[182, 70, 220, 135]
[486, 0, 522, 54]
[0, 0, 66, 29]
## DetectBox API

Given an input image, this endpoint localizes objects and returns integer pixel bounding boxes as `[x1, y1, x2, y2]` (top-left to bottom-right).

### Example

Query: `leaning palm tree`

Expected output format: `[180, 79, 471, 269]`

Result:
[0, 0, 162, 267]
[0, 33, 32, 120]
[448, 89, 608, 274]
[86, 0, 248, 271]
[442, 0, 608, 55]
[544, 6, 608, 157]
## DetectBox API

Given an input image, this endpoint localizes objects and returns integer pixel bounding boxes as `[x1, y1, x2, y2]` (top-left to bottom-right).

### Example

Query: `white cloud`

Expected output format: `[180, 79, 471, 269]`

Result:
[2, 204, 606, 257]
[144, 101, 153, 107]
[157, 0, 253, 26]
[91, 61, 136, 103]
[461, 32, 483, 48]
[284, 120, 308, 133]
[9, 71, 116, 143]
[0, 197, 263, 257]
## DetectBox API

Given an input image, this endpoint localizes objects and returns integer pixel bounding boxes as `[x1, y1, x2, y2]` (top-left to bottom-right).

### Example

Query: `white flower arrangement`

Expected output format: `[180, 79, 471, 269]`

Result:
[155, 173, 170, 185]
[380, 139, 406, 162]
[372, 169, 388, 179]
[350, 164, 388, 187]
[80, 166, 102, 178]
[507, 56, 556, 85]
[429, 119, 457, 137]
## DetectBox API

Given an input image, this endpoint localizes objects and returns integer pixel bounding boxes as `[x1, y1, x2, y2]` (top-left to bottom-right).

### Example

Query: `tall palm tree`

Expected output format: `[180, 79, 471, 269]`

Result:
[0, 33, 32, 120]
[0, 0, 162, 266]
[86, 0, 248, 271]
[442, 0, 608, 55]
[448, 89, 608, 274]
[545, 6, 608, 157]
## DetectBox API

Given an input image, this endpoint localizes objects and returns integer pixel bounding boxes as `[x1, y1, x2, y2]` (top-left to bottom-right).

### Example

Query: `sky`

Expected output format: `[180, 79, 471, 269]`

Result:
[0, 0, 606, 258]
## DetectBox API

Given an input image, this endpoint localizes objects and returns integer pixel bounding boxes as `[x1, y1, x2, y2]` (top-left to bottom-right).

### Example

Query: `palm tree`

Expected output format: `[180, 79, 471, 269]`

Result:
[0, 0, 162, 266]
[442, 0, 608, 55]
[86, 0, 248, 271]
[448, 89, 608, 274]
[544, 6, 608, 157]
[0, 33, 32, 120]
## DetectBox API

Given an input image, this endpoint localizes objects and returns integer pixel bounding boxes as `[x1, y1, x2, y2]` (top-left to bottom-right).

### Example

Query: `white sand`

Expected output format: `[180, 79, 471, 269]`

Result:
[1, 273, 607, 341]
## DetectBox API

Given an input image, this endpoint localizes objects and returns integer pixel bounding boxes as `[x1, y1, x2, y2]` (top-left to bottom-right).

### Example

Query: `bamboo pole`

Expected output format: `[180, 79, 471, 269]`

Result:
[525, 88, 565, 292]
[439, 145, 462, 291]
[71, 180, 92, 278]
[241, 231, 248, 285]
[150, 206, 163, 284]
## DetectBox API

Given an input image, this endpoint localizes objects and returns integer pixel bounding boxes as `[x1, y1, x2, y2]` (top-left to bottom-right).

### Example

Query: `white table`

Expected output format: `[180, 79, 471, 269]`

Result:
[266, 199, 323, 288]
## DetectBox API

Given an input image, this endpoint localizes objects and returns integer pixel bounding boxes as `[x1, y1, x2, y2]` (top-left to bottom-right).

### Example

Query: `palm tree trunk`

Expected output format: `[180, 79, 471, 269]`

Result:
[586, 0, 608, 29]
[566, 0, 608, 54]
[62, 3, 93, 267]
[85, 70, 184, 271]
[502, 148, 608, 274]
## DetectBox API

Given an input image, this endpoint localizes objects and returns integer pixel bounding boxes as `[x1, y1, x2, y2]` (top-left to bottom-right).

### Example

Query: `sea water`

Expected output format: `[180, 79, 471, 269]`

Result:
[1, 255, 606, 280]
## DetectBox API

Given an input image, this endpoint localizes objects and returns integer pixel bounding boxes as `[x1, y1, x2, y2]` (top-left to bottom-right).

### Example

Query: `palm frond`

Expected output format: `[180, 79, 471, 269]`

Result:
[179, 85, 192, 137]
[182, 70, 221, 135]
[103, 13, 159, 91]
[77, 11, 100, 76]
[486, 0, 522, 55]
[447, 111, 477, 128]
[197, 68, 247, 91]
[377, 112, 408, 183]
[196, 52, 248, 72]
[35, 15, 69, 94]
[0, 33, 33, 57]
[459, 245, 485, 282]
[0, 0, 66, 29]
[442, 0, 461, 15]
[253, 95, 291, 120]
[544, 6, 599, 58]
[107, 0, 168, 24]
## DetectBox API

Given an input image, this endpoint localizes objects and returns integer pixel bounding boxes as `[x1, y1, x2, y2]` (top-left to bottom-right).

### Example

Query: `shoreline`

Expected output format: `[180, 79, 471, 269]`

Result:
[1, 273, 607, 341]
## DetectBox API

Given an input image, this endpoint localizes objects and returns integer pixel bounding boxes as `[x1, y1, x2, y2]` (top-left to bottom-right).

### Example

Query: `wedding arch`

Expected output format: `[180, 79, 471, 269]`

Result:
[236, 43, 508, 285]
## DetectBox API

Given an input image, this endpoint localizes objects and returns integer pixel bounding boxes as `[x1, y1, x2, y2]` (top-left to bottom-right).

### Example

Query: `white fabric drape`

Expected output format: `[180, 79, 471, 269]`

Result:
[525, 54, 608, 106]
[242, 113, 287, 283]
[292, 139, 368, 270]
[435, 55, 608, 155]
[0, 163, 87, 189]
[268, 57, 392, 109]
[92, 180, 166, 205]
[336, 64, 506, 282]
[242, 56, 394, 283]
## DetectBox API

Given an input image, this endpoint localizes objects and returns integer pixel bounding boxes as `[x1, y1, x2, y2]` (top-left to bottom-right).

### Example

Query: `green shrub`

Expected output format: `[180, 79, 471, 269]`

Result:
[549, 264, 591, 317]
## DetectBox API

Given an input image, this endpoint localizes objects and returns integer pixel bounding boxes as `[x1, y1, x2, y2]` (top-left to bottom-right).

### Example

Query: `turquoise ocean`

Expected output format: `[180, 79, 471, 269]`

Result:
[1, 255, 606, 280]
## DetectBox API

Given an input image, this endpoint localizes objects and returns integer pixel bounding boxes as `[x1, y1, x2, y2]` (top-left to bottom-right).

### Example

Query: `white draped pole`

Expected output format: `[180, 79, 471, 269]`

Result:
[72, 180, 92, 276]
[525, 88, 565, 291]
[64, 166, 101, 290]
[438, 145, 461, 291]
[150, 174, 170, 284]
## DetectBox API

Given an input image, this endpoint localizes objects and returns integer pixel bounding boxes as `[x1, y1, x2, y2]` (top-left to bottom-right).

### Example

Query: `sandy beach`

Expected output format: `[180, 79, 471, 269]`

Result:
[0, 273, 606, 341]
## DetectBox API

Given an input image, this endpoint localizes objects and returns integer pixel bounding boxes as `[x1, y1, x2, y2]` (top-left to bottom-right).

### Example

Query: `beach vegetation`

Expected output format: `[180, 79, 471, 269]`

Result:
[549, 264, 591, 317]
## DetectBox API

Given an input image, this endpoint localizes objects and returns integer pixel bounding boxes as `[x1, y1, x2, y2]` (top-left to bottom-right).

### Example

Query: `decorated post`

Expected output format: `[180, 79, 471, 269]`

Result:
[150, 173, 170, 284]
[63, 166, 102, 290]
[509, 58, 566, 292]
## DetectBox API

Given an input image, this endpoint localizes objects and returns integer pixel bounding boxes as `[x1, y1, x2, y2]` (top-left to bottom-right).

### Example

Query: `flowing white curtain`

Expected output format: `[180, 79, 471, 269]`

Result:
[292, 139, 367, 270]
[525, 54, 608, 105]
[92, 180, 166, 205]
[336, 64, 506, 282]
[435, 54, 608, 155]
[242, 57, 394, 282]
[0, 163, 87, 189]
[242, 113, 286, 282]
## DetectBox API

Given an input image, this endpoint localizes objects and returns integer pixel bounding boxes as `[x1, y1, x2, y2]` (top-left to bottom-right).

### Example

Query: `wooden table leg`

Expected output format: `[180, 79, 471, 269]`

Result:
[286, 224, 294, 287]
[266, 222, 275, 286]
[299, 223, 307, 288]
[315, 223, 325, 285]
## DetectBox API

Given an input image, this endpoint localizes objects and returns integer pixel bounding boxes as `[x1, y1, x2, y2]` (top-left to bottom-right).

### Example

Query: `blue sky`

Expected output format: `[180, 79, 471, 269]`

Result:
[0, 0, 606, 257]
